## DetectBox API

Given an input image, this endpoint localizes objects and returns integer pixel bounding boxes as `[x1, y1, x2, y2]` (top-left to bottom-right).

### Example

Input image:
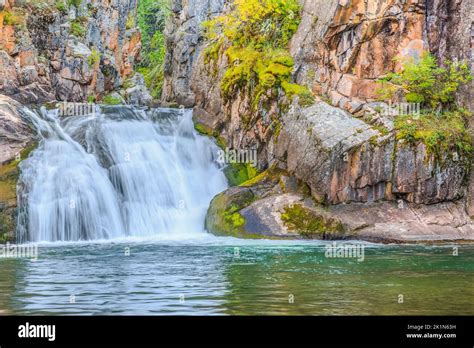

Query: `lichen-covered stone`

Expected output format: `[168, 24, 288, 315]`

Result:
[274, 101, 470, 205]
[206, 177, 474, 243]
[204, 167, 350, 239]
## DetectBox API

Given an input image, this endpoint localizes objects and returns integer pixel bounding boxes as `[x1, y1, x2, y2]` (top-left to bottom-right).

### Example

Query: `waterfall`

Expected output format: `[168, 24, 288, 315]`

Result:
[16, 106, 227, 243]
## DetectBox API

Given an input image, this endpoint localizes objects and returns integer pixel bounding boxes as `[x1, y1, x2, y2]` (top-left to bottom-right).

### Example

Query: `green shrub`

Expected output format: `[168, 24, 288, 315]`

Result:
[136, 0, 170, 100]
[68, 0, 82, 8]
[203, 0, 312, 112]
[137, 31, 166, 99]
[2, 10, 23, 26]
[102, 94, 122, 105]
[378, 52, 472, 158]
[88, 48, 100, 68]
[378, 52, 472, 110]
[56, 0, 67, 12]
[394, 109, 472, 159]
[70, 18, 87, 38]
[126, 13, 134, 30]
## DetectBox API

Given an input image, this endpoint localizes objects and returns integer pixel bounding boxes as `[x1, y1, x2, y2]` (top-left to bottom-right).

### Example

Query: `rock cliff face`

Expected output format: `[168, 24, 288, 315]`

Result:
[0, 0, 146, 104]
[162, 0, 226, 106]
[274, 101, 468, 205]
[164, 0, 474, 241]
[0, 94, 34, 241]
[291, 0, 427, 107]
[164, 0, 473, 110]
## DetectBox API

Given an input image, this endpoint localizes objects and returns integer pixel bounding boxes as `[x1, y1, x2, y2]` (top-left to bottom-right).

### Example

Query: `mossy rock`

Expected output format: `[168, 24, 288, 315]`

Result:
[280, 203, 346, 240]
[223, 163, 259, 187]
[205, 165, 339, 240]
[394, 109, 472, 163]
[193, 122, 227, 149]
[0, 143, 36, 242]
[0, 207, 15, 243]
[205, 187, 256, 238]
[193, 121, 260, 186]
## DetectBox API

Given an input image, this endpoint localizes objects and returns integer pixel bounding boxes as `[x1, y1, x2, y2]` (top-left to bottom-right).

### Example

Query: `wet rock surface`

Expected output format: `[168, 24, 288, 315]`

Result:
[0, 94, 33, 164]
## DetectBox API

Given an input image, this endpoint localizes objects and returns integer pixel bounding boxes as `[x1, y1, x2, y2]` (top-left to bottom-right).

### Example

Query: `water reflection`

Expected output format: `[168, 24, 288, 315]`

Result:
[0, 243, 472, 315]
[219, 245, 474, 315]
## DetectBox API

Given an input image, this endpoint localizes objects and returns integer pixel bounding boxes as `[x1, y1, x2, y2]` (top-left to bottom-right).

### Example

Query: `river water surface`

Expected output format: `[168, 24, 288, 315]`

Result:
[0, 239, 472, 315]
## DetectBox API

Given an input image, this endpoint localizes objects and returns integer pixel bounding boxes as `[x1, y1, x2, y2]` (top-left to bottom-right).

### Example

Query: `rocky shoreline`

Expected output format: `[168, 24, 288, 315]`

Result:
[204, 166, 474, 244]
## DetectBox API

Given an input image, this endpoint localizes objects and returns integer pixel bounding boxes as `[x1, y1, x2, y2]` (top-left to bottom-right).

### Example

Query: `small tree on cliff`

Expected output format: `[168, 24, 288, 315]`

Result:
[377, 52, 473, 159]
[377, 52, 472, 112]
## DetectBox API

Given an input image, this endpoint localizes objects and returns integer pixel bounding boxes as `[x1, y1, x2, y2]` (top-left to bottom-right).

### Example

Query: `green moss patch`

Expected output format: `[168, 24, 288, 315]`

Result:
[202, 0, 313, 124]
[87, 48, 100, 68]
[281, 204, 344, 239]
[205, 188, 256, 238]
[0, 143, 36, 242]
[394, 109, 472, 160]
[194, 123, 214, 137]
[240, 166, 288, 187]
[102, 94, 122, 105]
[223, 163, 259, 187]
[1, 9, 24, 26]
[193, 123, 260, 187]
[70, 17, 87, 38]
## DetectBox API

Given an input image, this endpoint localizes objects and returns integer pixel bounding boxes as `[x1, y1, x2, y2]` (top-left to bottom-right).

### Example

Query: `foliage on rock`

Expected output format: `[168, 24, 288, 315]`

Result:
[394, 109, 472, 159]
[378, 52, 472, 111]
[378, 52, 472, 158]
[137, 0, 170, 100]
[88, 48, 100, 68]
[0, 144, 36, 242]
[203, 0, 312, 112]
[280, 204, 344, 239]
[205, 188, 255, 238]
[223, 163, 258, 187]
[102, 94, 122, 105]
[70, 17, 87, 38]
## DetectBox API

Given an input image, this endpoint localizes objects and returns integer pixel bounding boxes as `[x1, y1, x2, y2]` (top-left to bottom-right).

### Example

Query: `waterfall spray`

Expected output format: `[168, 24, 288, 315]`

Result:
[16, 106, 227, 242]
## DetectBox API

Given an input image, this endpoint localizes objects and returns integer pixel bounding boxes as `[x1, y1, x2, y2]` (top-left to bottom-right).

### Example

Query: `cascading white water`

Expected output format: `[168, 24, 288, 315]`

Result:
[17, 106, 227, 242]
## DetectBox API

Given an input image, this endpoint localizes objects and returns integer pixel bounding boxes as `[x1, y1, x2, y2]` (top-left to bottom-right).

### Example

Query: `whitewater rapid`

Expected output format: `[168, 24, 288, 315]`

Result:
[16, 106, 227, 242]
